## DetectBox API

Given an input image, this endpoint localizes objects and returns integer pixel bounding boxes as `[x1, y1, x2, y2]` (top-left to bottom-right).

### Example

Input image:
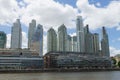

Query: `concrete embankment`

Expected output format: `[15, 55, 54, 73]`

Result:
[0, 68, 120, 73]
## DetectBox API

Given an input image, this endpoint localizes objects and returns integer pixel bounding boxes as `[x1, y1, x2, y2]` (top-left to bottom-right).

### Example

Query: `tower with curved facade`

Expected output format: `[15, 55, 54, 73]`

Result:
[28, 19, 36, 49]
[47, 28, 57, 52]
[31, 24, 43, 56]
[57, 24, 67, 52]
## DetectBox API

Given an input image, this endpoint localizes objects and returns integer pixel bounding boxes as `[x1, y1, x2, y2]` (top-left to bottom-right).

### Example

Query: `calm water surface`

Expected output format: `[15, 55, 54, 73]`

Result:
[0, 71, 120, 80]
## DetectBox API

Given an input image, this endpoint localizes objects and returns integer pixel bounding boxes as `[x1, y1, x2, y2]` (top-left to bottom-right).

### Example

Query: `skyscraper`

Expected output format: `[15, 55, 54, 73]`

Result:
[11, 19, 22, 49]
[84, 25, 94, 53]
[93, 33, 100, 55]
[28, 19, 36, 49]
[71, 36, 77, 52]
[101, 27, 110, 57]
[47, 28, 57, 52]
[31, 24, 43, 56]
[57, 24, 67, 52]
[0, 31, 6, 48]
[67, 35, 72, 51]
[76, 16, 85, 52]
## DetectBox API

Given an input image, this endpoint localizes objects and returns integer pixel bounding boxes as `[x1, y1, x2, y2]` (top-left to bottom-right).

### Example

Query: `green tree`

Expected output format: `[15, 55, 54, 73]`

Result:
[118, 61, 120, 67]
[112, 58, 117, 65]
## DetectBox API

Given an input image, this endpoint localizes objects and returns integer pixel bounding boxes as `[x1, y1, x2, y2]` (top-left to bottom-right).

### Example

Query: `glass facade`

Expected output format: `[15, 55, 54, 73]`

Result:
[11, 19, 22, 49]
[31, 24, 43, 56]
[44, 52, 112, 68]
[76, 16, 85, 52]
[92, 33, 99, 55]
[47, 28, 57, 52]
[0, 56, 43, 69]
[72, 36, 77, 52]
[28, 19, 36, 49]
[0, 31, 6, 48]
[57, 24, 68, 52]
[84, 25, 94, 54]
[101, 27, 110, 57]
[67, 35, 72, 51]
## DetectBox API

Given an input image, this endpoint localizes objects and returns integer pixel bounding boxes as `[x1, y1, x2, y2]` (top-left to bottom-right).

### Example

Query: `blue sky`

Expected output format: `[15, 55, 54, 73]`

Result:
[55, 0, 112, 7]
[0, 0, 120, 56]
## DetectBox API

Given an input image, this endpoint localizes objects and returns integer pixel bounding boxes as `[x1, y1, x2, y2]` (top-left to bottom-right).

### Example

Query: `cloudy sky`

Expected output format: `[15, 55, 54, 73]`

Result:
[0, 0, 120, 56]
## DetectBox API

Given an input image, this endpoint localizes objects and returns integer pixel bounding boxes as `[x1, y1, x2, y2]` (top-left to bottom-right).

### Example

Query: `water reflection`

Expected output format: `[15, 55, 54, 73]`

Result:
[0, 71, 120, 80]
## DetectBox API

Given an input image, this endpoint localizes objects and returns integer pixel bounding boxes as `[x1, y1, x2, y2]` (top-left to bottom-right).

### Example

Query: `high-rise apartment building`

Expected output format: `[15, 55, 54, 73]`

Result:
[93, 33, 99, 55]
[101, 27, 110, 57]
[76, 16, 85, 52]
[11, 19, 22, 49]
[67, 35, 72, 51]
[57, 24, 67, 52]
[0, 31, 6, 48]
[28, 19, 36, 49]
[47, 28, 57, 52]
[31, 24, 43, 56]
[71, 36, 77, 52]
[84, 25, 94, 53]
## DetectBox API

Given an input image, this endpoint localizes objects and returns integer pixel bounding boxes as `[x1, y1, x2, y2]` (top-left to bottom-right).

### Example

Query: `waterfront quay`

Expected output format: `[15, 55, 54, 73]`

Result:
[0, 68, 120, 73]
[0, 51, 112, 71]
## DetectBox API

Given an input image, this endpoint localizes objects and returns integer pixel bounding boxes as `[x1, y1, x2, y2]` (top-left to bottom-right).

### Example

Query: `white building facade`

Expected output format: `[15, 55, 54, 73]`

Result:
[93, 33, 100, 55]
[71, 36, 77, 52]
[11, 19, 22, 49]
[76, 16, 85, 52]
[28, 19, 36, 49]
[57, 24, 68, 52]
[47, 28, 57, 52]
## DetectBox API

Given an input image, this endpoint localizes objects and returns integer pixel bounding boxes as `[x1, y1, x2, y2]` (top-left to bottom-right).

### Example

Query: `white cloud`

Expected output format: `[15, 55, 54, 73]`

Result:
[116, 27, 120, 30]
[18, 0, 26, 7]
[1, 0, 120, 31]
[69, 32, 76, 37]
[96, 2, 101, 7]
[117, 38, 120, 41]
[0, 0, 20, 25]
[20, 0, 78, 31]
[0, 0, 77, 31]
[76, 0, 120, 30]
[112, 38, 120, 42]
[110, 46, 120, 56]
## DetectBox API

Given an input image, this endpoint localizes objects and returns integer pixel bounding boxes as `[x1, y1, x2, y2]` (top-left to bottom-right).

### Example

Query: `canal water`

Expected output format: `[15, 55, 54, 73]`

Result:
[0, 71, 120, 80]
